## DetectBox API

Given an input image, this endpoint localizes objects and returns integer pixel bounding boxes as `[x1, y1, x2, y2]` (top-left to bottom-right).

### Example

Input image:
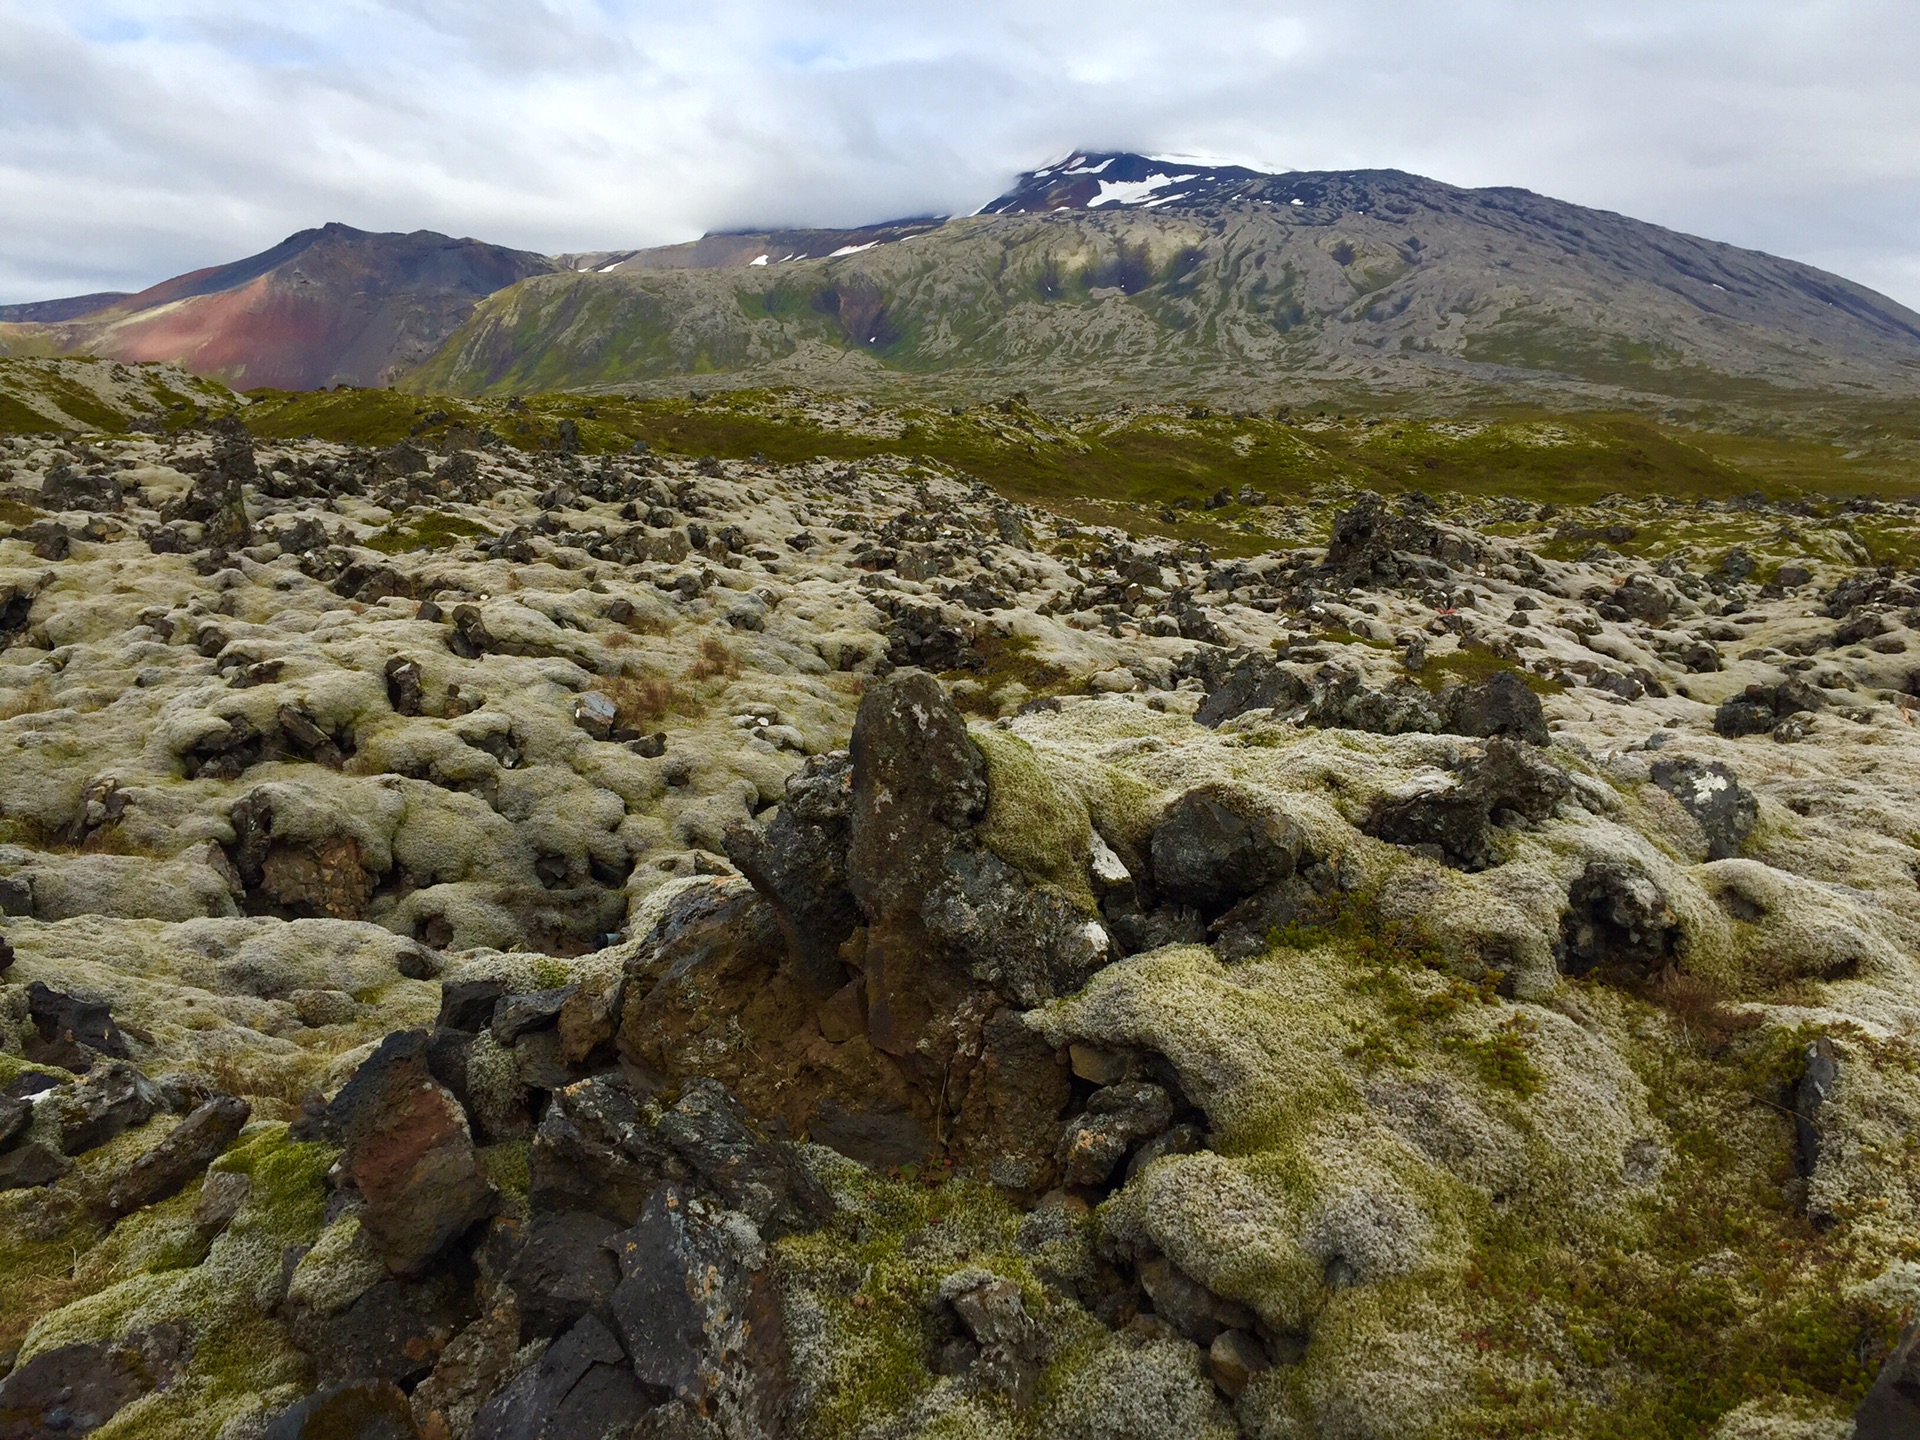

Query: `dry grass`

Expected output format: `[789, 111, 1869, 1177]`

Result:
[689, 635, 742, 682]
[604, 670, 681, 728]
[1639, 967, 1764, 1051]
[0, 679, 54, 721]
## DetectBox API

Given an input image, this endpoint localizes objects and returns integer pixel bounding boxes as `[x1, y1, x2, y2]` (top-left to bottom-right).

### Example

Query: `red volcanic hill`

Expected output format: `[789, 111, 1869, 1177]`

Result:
[5, 224, 554, 390]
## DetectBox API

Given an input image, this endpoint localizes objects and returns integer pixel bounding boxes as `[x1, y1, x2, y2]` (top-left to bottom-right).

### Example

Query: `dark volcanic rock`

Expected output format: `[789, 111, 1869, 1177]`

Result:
[1649, 757, 1758, 860]
[1151, 784, 1304, 914]
[1855, 1319, 1920, 1440]
[1439, 669, 1550, 746]
[24, 980, 130, 1071]
[0, 1328, 185, 1440]
[52, 1060, 159, 1155]
[327, 1030, 496, 1275]
[1056, 1080, 1177, 1188]
[1556, 860, 1679, 979]
[607, 1186, 790, 1431]
[107, 1093, 250, 1216]
[653, 1078, 834, 1240]
[263, 1379, 422, 1440]
[1714, 679, 1823, 738]
[294, 1273, 475, 1391]
[530, 1072, 673, 1225]
[167, 417, 255, 550]
[724, 749, 861, 998]
[471, 1313, 648, 1440]
[501, 1210, 621, 1341]
[1364, 738, 1570, 871]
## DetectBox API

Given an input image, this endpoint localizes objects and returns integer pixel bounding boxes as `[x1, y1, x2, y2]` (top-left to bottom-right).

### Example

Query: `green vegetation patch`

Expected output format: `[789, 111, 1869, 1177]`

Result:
[365, 508, 492, 554]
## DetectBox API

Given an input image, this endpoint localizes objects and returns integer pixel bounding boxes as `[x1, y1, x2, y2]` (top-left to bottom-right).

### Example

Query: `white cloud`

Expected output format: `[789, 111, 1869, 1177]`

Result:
[3, 0, 1920, 308]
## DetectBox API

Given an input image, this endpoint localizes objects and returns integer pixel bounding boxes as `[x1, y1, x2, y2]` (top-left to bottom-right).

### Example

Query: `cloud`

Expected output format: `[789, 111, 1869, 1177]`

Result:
[3, 0, 1919, 307]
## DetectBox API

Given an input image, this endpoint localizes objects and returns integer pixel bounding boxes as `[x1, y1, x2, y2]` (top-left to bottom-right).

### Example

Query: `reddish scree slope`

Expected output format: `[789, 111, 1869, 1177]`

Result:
[26, 223, 553, 390]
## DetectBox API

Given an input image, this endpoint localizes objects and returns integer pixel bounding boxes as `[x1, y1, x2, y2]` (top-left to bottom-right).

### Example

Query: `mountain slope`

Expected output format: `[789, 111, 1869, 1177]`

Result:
[411, 154, 1920, 407]
[2, 224, 554, 389]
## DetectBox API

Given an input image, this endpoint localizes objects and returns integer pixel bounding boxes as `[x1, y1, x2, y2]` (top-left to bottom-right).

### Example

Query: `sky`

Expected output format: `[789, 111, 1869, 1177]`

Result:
[5, 0, 1920, 308]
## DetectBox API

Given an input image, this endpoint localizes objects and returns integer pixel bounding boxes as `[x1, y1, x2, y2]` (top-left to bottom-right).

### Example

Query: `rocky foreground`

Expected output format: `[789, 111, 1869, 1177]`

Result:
[0, 420, 1918, 1438]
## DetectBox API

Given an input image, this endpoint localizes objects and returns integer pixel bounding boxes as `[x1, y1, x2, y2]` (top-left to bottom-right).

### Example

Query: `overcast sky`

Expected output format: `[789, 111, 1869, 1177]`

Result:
[5, 0, 1920, 307]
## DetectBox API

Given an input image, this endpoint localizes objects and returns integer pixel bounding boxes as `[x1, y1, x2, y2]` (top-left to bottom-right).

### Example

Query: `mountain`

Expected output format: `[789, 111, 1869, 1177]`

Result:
[411, 152, 1920, 407]
[0, 223, 554, 389]
[9, 152, 1920, 408]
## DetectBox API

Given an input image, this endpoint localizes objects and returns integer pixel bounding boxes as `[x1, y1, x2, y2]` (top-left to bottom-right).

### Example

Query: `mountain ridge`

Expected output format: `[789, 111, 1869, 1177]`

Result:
[7, 152, 1920, 409]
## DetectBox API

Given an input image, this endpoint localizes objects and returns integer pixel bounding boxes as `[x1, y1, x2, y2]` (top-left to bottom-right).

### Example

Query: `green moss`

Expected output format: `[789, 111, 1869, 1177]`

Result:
[364, 508, 491, 554]
[972, 727, 1094, 902]
[1414, 643, 1565, 697]
[779, 1169, 1099, 1439]
[1275, 890, 1543, 1098]
[945, 632, 1072, 713]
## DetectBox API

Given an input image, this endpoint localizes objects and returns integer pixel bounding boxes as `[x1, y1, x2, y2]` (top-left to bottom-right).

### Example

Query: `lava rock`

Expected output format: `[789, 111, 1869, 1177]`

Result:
[262, 1379, 422, 1440]
[490, 987, 575, 1045]
[0, 1142, 68, 1190]
[52, 1060, 159, 1155]
[1056, 1081, 1177, 1188]
[653, 1077, 834, 1240]
[471, 1313, 649, 1440]
[0, 1327, 185, 1440]
[606, 1186, 790, 1430]
[501, 1210, 621, 1341]
[1854, 1320, 1920, 1440]
[530, 1072, 674, 1225]
[1439, 669, 1550, 746]
[1365, 737, 1569, 871]
[107, 1093, 250, 1216]
[327, 1030, 496, 1275]
[724, 750, 861, 999]
[384, 657, 425, 717]
[438, 980, 507, 1033]
[24, 981, 130, 1071]
[1556, 860, 1678, 979]
[1151, 785, 1304, 914]
[1795, 1035, 1840, 1182]
[1648, 757, 1757, 860]
[943, 1273, 1046, 1407]
[1714, 679, 1823, 738]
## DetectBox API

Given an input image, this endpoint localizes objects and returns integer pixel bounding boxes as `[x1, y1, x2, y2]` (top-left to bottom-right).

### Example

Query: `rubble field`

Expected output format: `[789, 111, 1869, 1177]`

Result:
[0, 415, 1917, 1439]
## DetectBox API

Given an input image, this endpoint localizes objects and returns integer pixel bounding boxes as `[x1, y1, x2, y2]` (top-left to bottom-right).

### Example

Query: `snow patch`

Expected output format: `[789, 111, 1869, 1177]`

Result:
[597, 260, 626, 273]
[829, 241, 880, 258]
[750, 254, 770, 267]
[1062, 158, 1114, 175]
[1087, 173, 1198, 207]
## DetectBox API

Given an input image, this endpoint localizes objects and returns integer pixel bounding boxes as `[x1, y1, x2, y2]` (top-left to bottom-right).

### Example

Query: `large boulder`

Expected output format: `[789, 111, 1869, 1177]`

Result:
[1151, 784, 1304, 915]
[1648, 757, 1757, 860]
[607, 1186, 790, 1434]
[327, 1031, 496, 1275]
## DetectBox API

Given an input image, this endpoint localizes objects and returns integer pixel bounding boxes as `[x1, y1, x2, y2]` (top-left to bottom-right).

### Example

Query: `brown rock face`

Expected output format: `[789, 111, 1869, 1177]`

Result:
[616, 878, 933, 1170]
[328, 1031, 496, 1276]
[846, 669, 988, 1062]
[616, 672, 1087, 1192]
